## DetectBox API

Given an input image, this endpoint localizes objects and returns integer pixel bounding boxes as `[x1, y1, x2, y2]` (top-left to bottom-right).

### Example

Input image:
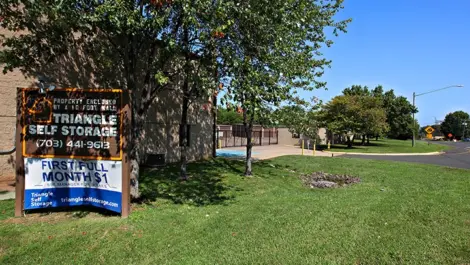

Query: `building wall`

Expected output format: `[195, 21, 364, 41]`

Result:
[144, 89, 214, 163]
[0, 27, 214, 183]
[317, 128, 328, 145]
[277, 128, 300, 146]
[0, 69, 34, 182]
[0, 28, 36, 182]
[277, 127, 328, 146]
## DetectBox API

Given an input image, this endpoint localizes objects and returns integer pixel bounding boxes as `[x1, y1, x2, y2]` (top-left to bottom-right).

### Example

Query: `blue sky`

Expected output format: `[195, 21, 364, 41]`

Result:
[306, 0, 470, 126]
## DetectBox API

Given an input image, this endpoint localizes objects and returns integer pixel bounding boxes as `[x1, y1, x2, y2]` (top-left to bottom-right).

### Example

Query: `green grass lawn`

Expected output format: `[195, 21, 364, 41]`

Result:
[319, 138, 452, 153]
[2, 156, 470, 264]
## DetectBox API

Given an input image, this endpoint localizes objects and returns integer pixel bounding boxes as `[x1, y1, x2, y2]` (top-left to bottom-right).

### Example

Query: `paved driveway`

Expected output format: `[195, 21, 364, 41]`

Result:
[343, 141, 470, 169]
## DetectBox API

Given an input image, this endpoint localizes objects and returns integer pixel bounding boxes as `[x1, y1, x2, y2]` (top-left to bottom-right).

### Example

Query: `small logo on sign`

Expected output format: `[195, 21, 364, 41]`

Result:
[27, 97, 53, 124]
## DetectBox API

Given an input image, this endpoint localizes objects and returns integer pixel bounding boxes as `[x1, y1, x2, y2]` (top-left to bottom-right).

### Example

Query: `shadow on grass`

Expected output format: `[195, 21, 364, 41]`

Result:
[22, 158, 274, 217]
[139, 158, 250, 207]
[315, 140, 391, 151]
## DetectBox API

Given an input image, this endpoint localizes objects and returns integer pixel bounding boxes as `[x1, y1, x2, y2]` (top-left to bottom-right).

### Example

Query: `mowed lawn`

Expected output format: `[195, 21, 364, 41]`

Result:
[1, 156, 470, 264]
[321, 138, 452, 153]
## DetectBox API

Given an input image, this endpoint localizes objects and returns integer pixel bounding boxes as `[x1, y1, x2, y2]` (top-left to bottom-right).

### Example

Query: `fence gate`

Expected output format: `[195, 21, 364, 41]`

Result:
[216, 125, 278, 148]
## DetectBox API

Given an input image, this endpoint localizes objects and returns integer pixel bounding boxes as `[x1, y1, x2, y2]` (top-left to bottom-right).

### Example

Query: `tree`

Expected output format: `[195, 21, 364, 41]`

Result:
[372, 85, 384, 100]
[357, 95, 388, 144]
[274, 99, 321, 142]
[382, 90, 416, 140]
[173, 0, 232, 179]
[338, 85, 389, 144]
[320, 95, 362, 148]
[217, 107, 244, 125]
[343, 84, 416, 141]
[342, 85, 370, 97]
[320, 90, 388, 147]
[409, 118, 420, 140]
[371, 85, 384, 140]
[217, 105, 273, 126]
[220, 0, 350, 176]
[441, 111, 470, 139]
[0, 0, 224, 195]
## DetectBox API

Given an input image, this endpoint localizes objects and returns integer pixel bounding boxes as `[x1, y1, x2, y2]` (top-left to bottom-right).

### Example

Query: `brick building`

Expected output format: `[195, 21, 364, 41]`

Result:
[0, 27, 215, 184]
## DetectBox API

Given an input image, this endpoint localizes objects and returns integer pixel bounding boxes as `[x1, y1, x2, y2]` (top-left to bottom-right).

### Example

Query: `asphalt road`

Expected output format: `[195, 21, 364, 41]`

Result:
[343, 141, 470, 169]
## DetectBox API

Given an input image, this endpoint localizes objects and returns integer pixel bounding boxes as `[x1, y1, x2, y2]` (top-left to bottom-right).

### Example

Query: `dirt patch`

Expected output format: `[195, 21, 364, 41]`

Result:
[1, 204, 149, 225]
[1, 211, 111, 225]
[301, 171, 361, 189]
[2, 212, 71, 225]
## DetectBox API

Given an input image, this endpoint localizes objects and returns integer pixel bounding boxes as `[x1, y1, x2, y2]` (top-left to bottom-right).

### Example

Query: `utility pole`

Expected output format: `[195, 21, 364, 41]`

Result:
[412, 92, 416, 147]
[411, 85, 464, 147]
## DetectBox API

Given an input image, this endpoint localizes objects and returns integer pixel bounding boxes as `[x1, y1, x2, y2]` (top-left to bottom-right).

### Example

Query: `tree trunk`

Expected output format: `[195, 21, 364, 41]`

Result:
[211, 46, 218, 158]
[180, 93, 189, 180]
[347, 136, 353, 148]
[245, 128, 253, 176]
[129, 150, 141, 199]
[361, 135, 366, 145]
[375, 135, 379, 141]
[126, 40, 141, 199]
[130, 106, 145, 199]
[367, 135, 370, 145]
[180, 66, 190, 179]
[242, 103, 254, 176]
[180, 24, 190, 180]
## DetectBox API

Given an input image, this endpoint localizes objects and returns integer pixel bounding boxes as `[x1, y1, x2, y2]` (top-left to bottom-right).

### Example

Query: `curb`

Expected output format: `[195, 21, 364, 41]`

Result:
[321, 151, 444, 156]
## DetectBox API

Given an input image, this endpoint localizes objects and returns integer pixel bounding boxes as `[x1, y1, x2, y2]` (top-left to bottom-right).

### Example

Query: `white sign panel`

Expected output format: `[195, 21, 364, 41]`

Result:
[24, 158, 122, 212]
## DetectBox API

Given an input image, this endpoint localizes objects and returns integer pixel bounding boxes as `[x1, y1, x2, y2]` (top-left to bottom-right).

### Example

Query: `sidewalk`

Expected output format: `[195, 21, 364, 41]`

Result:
[0, 191, 14, 200]
[218, 145, 340, 160]
[0, 180, 15, 201]
[217, 145, 445, 159]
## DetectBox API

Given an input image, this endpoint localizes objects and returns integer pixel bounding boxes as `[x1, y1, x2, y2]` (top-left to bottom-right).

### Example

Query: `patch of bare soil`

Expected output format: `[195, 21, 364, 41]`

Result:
[1, 211, 111, 225]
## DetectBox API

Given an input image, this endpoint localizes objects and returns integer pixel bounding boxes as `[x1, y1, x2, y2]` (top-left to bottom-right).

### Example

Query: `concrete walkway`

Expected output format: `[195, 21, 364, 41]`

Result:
[218, 145, 338, 160]
[0, 192, 14, 200]
[218, 144, 445, 160]
[0, 180, 15, 201]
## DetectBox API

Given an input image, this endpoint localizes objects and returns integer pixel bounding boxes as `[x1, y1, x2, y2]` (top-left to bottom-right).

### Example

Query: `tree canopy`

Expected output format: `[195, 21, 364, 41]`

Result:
[274, 99, 321, 141]
[319, 84, 418, 146]
[1, 0, 351, 180]
[217, 0, 350, 175]
[382, 90, 416, 140]
[441, 111, 470, 139]
[0, 0, 230, 194]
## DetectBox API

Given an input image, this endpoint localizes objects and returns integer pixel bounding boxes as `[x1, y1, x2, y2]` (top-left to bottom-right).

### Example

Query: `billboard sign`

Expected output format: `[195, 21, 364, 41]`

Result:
[15, 88, 130, 217]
